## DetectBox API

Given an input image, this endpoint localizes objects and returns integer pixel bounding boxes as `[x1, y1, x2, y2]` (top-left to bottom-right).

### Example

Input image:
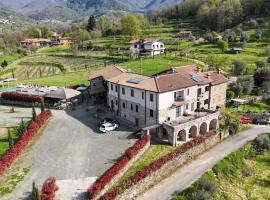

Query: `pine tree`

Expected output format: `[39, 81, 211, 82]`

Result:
[32, 181, 40, 200]
[20, 119, 26, 135]
[87, 15, 96, 32]
[8, 129, 14, 150]
[32, 104, 37, 121]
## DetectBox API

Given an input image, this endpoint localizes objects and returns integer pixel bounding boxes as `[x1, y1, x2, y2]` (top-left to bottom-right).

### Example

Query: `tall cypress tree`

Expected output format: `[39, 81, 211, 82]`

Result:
[8, 129, 14, 150]
[40, 100, 45, 112]
[87, 15, 96, 31]
[32, 181, 40, 200]
[32, 104, 37, 121]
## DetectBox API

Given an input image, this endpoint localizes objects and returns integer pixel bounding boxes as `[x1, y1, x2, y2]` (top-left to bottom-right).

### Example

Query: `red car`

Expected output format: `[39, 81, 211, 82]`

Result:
[240, 115, 252, 124]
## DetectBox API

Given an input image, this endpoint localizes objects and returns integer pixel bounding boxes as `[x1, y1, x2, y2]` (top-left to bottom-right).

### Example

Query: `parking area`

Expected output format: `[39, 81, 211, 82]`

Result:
[3, 103, 137, 199]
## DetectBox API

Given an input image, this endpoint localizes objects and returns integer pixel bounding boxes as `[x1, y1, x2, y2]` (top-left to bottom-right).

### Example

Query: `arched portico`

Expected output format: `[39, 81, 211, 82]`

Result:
[178, 130, 187, 141]
[209, 119, 218, 131]
[188, 125, 198, 138]
[200, 122, 208, 135]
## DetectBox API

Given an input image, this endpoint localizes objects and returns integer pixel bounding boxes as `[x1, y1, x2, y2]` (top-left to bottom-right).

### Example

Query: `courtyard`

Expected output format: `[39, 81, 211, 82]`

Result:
[1, 104, 136, 199]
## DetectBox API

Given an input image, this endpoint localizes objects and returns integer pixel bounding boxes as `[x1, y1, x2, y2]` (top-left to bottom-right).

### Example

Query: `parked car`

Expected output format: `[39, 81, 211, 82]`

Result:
[99, 118, 117, 125]
[252, 118, 269, 125]
[99, 122, 118, 133]
[240, 115, 252, 124]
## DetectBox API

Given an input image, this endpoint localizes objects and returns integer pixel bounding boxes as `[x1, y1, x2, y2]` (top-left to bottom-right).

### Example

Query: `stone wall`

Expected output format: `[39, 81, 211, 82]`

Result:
[115, 133, 221, 200]
[92, 141, 151, 200]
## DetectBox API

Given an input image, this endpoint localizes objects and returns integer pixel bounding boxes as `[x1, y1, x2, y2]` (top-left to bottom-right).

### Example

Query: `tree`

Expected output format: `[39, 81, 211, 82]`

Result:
[87, 15, 96, 32]
[32, 181, 40, 200]
[71, 29, 90, 49]
[233, 60, 247, 75]
[97, 16, 113, 36]
[121, 14, 145, 36]
[217, 40, 228, 52]
[8, 129, 14, 150]
[254, 68, 270, 87]
[240, 31, 249, 42]
[255, 61, 266, 68]
[237, 76, 254, 95]
[1, 60, 8, 68]
[255, 29, 263, 40]
[32, 104, 37, 121]
[226, 90, 235, 99]
[220, 109, 240, 134]
[40, 100, 45, 112]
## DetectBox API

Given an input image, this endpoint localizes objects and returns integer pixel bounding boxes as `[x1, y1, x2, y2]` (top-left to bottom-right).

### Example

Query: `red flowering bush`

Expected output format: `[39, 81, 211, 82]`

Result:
[41, 177, 58, 200]
[0, 110, 52, 176]
[1, 92, 43, 103]
[100, 131, 217, 200]
[87, 135, 150, 199]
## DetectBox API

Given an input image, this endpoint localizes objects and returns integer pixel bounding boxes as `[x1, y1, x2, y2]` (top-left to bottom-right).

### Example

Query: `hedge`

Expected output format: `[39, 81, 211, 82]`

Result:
[87, 135, 150, 199]
[41, 177, 58, 200]
[100, 131, 217, 200]
[1, 92, 43, 103]
[0, 110, 52, 176]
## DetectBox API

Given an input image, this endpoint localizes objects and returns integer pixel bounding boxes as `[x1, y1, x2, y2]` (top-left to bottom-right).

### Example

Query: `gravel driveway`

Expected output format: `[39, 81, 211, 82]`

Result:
[3, 104, 136, 200]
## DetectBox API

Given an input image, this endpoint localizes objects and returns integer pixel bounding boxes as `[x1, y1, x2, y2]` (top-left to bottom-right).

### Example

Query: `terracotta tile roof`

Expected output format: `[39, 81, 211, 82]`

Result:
[89, 66, 127, 80]
[155, 73, 197, 92]
[108, 73, 158, 92]
[129, 38, 160, 44]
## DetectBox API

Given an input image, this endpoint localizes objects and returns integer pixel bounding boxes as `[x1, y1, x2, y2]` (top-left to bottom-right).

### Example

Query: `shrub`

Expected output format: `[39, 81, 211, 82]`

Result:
[187, 190, 210, 200]
[196, 177, 216, 195]
[41, 177, 58, 200]
[1, 92, 43, 103]
[241, 167, 254, 177]
[252, 134, 270, 154]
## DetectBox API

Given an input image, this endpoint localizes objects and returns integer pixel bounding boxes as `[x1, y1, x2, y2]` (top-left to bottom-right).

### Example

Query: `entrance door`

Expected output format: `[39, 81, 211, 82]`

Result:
[135, 118, 139, 126]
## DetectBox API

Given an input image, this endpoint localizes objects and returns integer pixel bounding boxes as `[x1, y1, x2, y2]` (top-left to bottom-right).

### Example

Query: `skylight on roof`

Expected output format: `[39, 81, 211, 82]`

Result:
[127, 77, 144, 84]
[191, 74, 203, 83]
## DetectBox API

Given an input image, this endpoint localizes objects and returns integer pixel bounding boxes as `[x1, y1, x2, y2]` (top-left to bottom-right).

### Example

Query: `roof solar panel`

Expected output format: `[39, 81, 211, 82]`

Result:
[127, 77, 144, 84]
[191, 74, 203, 83]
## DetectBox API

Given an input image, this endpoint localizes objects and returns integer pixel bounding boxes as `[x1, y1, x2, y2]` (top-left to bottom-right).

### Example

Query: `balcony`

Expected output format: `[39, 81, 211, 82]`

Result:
[172, 96, 186, 108]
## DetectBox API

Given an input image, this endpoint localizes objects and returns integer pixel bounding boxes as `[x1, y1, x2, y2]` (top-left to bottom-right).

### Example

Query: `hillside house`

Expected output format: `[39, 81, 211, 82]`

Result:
[20, 39, 51, 47]
[129, 38, 165, 56]
[177, 31, 195, 40]
[89, 65, 228, 146]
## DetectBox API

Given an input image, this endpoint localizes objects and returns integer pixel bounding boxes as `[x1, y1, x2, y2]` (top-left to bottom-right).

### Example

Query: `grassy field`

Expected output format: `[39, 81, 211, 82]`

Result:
[173, 135, 270, 200]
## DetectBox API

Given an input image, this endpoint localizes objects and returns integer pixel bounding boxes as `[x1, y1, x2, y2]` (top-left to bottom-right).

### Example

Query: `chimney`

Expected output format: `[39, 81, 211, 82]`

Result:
[206, 73, 211, 79]
[217, 68, 221, 74]
[171, 67, 176, 73]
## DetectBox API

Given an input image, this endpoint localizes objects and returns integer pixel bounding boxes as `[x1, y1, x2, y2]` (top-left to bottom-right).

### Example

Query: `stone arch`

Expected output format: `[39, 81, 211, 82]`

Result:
[200, 122, 208, 135]
[209, 119, 218, 131]
[188, 125, 197, 138]
[177, 129, 186, 141]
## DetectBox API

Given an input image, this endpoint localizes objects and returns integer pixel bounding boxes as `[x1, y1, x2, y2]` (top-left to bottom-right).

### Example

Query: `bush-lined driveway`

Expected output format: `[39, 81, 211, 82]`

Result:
[4, 104, 136, 199]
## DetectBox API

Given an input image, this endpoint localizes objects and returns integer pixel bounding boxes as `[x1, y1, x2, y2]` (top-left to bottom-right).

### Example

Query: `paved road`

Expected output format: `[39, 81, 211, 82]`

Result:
[140, 125, 270, 200]
[3, 104, 136, 200]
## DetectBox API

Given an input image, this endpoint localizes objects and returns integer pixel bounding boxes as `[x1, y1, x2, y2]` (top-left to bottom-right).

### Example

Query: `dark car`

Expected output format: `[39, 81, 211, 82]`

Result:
[252, 118, 269, 125]
[99, 118, 117, 125]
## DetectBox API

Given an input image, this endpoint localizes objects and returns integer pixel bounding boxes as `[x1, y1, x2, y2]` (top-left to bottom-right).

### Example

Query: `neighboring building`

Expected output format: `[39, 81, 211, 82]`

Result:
[60, 37, 73, 45]
[230, 47, 243, 54]
[177, 31, 195, 40]
[20, 39, 51, 47]
[129, 38, 165, 56]
[89, 65, 228, 146]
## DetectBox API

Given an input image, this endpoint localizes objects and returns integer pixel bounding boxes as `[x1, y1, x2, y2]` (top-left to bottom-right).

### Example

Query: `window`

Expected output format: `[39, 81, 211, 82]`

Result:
[204, 99, 209, 105]
[205, 86, 209, 92]
[115, 100, 118, 105]
[134, 45, 137, 48]
[136, 105, 139, 112]
[122, 102, 125, 108]
[186, 104, 189, 110]
[150, 109, 154, 117]
[176, 106, 181, 117]
[142, 92, 144, 99]
[131, 89, 134, 97]
[131, 104, 133, 111]
[191, 103, 195, 111]
[122, 87, 125, 95]
[93, 83, 96, 86]
[111, 84, 113, 91]
[187, 89, 190, 95]
[150, 94, 154, 102]
[115, 85, 118, 92]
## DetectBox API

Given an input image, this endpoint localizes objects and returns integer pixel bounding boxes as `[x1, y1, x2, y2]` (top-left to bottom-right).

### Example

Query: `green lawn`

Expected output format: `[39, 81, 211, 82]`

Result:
[232, 102, 270, 114]
[0, 129, 20, 156]
[120, 55, 192, 76]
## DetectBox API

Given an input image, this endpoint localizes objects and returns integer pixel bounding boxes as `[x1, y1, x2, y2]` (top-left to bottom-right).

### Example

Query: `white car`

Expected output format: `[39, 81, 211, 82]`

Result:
[99, 122, 118, 133]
